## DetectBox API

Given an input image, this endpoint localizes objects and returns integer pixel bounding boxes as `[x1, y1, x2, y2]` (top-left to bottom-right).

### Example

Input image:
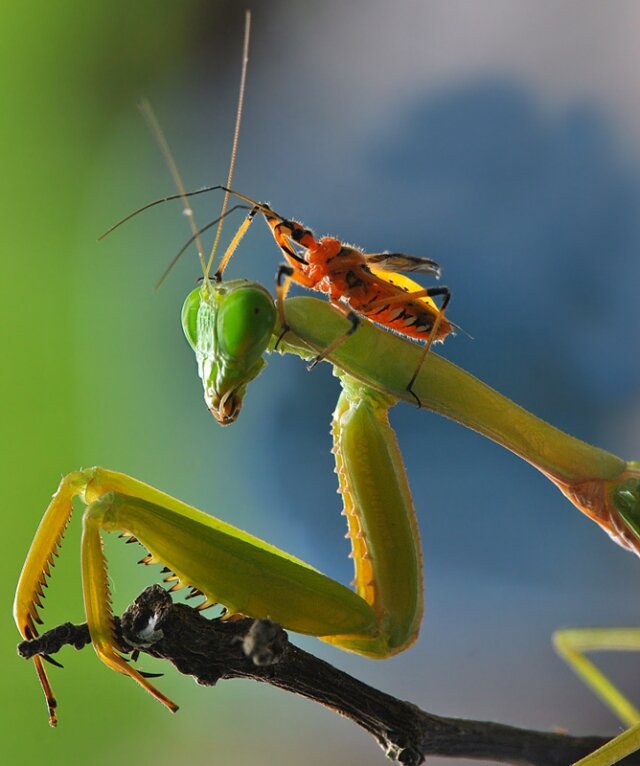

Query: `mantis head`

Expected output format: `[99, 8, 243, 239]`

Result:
[181, 279, 276, 425]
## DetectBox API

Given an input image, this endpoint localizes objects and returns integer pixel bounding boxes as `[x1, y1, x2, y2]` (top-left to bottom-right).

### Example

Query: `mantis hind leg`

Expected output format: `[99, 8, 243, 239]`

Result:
[554, 628, 640, 726]
[570, 723, 640, 766]
[554, 628, 640, 765]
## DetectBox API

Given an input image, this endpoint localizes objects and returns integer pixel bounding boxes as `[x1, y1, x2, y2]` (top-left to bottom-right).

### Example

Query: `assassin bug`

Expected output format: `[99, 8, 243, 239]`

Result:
[204, 187, 454, 406]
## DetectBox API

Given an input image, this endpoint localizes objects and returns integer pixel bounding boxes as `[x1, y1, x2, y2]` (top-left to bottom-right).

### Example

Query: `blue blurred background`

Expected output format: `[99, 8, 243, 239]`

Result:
[3, 1, 640, 763]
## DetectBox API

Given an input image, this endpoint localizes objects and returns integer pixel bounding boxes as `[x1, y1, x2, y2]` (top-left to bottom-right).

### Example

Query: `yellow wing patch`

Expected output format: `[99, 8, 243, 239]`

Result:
[369, 267, 439, 312]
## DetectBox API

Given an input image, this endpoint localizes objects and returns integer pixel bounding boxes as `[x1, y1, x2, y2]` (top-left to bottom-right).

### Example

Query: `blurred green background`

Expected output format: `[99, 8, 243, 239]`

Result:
[3, 2, 640, 764]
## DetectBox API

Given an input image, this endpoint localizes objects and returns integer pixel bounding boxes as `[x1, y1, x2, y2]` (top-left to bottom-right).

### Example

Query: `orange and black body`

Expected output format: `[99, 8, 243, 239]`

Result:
[210, 189, 453, 403]
[261, 206, 453, 344]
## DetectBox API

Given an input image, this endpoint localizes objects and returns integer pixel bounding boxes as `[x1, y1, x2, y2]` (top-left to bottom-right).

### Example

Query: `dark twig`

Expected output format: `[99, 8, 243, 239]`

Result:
[17, 585, 638, 766]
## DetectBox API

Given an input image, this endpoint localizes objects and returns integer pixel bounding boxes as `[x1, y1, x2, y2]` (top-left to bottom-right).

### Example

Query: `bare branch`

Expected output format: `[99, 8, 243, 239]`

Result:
[17, 586, 636, 766]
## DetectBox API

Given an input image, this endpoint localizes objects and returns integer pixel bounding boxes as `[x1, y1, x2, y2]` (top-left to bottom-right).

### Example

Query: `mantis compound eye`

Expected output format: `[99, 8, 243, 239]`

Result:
[614, 477, 640, 540]
[216, 285, 276, 364]
[181, 287, 202, 350]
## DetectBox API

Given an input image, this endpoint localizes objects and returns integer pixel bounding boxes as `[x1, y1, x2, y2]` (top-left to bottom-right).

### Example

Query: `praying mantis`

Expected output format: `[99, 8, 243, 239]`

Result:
[14, 274, 640, 766]
[15, 10, 640, 764]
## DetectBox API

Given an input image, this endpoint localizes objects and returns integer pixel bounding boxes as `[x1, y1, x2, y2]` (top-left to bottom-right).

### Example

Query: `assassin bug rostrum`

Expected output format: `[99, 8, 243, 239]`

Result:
[13, 12, 640, 766]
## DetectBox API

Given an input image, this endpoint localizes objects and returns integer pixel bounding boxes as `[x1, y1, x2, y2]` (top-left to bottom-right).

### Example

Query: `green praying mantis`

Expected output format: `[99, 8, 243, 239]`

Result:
[13, 274, 640, 766]
[13, 14, 640, 766]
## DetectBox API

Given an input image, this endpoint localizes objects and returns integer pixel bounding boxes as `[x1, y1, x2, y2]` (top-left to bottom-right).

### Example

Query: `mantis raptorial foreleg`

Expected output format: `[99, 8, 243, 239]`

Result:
[14, 373, 422, 721]
[328, 376, 422, 655]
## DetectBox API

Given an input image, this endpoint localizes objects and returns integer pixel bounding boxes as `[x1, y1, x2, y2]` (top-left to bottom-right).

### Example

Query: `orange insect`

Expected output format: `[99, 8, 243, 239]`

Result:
[203, 187, 454, 405]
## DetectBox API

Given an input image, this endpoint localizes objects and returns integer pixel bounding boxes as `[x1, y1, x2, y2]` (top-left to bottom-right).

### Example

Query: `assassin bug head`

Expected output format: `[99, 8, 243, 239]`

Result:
[270, 214, 316, 250]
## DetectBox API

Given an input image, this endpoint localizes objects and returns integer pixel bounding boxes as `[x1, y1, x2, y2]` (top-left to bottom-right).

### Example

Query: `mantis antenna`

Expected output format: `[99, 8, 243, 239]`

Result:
[100, 12, 252, 288]
[205, 9, 252, 282]
[140, 4, 251, 287]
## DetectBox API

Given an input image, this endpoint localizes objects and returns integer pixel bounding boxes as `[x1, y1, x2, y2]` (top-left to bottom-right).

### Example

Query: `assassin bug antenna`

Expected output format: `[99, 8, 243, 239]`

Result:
[97, 186, 227, 241]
